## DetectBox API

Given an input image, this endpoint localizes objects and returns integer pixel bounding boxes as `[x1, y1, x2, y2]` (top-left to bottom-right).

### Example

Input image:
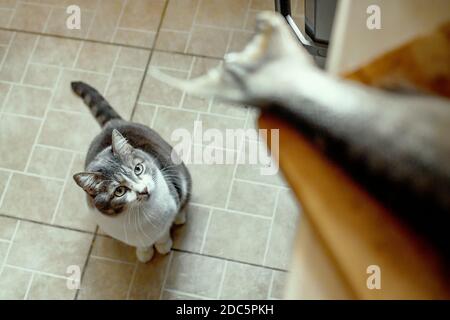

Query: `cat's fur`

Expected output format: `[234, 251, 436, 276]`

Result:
[72, 81, 191, 263]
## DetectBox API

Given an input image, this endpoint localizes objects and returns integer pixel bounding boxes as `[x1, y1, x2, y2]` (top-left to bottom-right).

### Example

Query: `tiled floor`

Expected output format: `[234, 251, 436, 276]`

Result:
[0, 0, 302, 299]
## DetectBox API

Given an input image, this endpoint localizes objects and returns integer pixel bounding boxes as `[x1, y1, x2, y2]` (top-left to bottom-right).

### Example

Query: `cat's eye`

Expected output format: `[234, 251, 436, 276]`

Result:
[134, 163, 144, 176]
[114, 186, 127, 197]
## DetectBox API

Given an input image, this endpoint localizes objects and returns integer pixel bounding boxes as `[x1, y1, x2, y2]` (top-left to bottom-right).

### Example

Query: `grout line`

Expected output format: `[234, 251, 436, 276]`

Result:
[0, 167, 65, 183]
[89, 255, 135, 266]
[190, 201, 272, 220]
[18, 35, 39, 84]
[217, 260, 228, 299]
[224, 108, 250, 209]
[138, 101, 246, 121]
[0, 220, 20, 278]
[34, 143, 85, 155]
[267, 270, 276, 299]
[0, 238, 10, 244]
[233, 178, 290, 190]
[176, 56, 196, 110]
[0, 212, 95, 235]
[0, 31, 15, 74]
[199, 208, 212, 254]
[103, 45, 122, 101]
[163, 288, 211, 300]
[71, 41, 85, 69]
[157, 250, 173, 300]
[125, 261, 138, 300]
[0, 172, 12, 209]
[0, 111, 43, 121]
[23, 272, 35, 300]
[262, 189, 281, 266]
[183, 0, 202, 54]
[171, 247, 288, 273]
[23, 65, 64, 173]
[0, 26, 228, 60]
[82, 0, 101, 41]
[0, 79, 55, 91]
[6, 264, 73, 281]
[110, 0, 128, 43]
[50, 153, 76, 224]
[129, 0, 170, 121]
[74, 226, 98, 300]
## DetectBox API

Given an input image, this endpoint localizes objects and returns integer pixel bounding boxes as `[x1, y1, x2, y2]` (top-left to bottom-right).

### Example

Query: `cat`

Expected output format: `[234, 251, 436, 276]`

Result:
[71, 81, 191, 263]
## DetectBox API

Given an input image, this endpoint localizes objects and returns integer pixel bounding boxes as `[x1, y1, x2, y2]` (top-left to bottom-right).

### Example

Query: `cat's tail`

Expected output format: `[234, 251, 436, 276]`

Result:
[71, 81, 121, 127]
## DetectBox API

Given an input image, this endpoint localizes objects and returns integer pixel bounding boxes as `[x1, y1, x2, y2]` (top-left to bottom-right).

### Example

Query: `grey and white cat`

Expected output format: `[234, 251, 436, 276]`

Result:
[71, 81, 191, 263]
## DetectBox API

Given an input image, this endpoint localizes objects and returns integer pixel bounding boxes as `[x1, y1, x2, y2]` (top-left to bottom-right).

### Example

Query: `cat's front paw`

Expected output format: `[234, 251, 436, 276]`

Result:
[155, 237, 173, 255]
[136, 246, 154, 263]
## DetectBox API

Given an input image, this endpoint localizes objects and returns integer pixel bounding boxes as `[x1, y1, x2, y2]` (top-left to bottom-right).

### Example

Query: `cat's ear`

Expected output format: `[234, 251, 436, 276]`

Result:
[73, 172, 103, 196]
[111, 129, 133, 157]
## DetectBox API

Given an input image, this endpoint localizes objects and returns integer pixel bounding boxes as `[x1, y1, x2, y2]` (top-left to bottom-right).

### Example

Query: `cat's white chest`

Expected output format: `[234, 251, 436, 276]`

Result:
[90, 184, 177, 248]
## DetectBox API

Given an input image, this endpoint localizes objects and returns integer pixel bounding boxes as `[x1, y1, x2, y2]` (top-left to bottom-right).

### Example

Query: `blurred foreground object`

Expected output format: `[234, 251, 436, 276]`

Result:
[152, 9, 450, 298]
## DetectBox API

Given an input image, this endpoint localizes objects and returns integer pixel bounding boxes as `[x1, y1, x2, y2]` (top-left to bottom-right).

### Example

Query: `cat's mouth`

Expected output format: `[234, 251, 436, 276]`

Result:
[137, 192, 150, 202]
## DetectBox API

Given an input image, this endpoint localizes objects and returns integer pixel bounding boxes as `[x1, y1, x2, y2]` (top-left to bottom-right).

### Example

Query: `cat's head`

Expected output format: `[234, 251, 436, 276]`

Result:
[73, 129, 157, 216]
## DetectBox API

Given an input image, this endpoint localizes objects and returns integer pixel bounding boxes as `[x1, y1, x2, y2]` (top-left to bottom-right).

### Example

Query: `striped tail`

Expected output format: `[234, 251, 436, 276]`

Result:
[71, 81, 121, 127]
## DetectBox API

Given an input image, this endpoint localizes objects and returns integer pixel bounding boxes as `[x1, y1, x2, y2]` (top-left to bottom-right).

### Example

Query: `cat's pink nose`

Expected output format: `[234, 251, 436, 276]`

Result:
[140, 187, 148, 195]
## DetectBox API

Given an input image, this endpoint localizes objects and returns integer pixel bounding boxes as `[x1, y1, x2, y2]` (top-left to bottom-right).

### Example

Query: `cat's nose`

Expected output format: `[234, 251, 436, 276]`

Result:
[140, 187, 148, 195]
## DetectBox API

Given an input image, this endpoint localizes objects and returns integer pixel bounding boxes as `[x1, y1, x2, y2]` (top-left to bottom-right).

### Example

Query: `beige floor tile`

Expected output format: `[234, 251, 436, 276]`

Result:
[228, 180, 278, 217]
[151, 107, 197, 143]
[172, 204, 210, 253]
[270, 270, 287, 299]
[51, 69, 109, 113]
[250, 0, 275, 10]
[187, 157, 235, 207]
[31, 36, 81, 68]
[38, 110, 100, 153]
[113, 29, 155, 48]
[265, 190, 300, 269]
[75, 42, 119, 74]
[87, 0, 124, 42]
[235, 139, 288, 187]
[203, 210, 270, 264]
[161, 0, 198, 31]
[196, 0, 250, 29]
[155, 30, 189, 52]
[7, 221, 93, 276]
[92, 235, 136, 263]
[0, 10, 13, 28]
[27, 274, 76, 300]
[119, 0, 165, 32]
[105, 67, 145, 120]
[0, 0, 16, 9]
[140, 68, 187, 107]
[131, 103, 156, 126]
[0, 216, 17, 241]
[220, 262, 272, 299]
[78, 257, 134, 299]
[165, 251, 224, 298]
[9, 3, 51, 32]
[150, 51, 193, 70]
[53, 154, 97, 232]
[197, 114, 246, 149]
[0, 33, 36, 82]
[0, 113, 41, 170]
[23, 63, 60, 89]
[0, 266, 31, 300]
[209, 100, 248, 118]
[27, 145, 73, 179]
[1, 173, 63, 223]
[186, 26, 231, 58]
[116, 47, 150, 70]
[128, 253, 170, 299]
[227, 30, 254, 54]
[44, 7, 95, 39]
[4, 84, 51, 117]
